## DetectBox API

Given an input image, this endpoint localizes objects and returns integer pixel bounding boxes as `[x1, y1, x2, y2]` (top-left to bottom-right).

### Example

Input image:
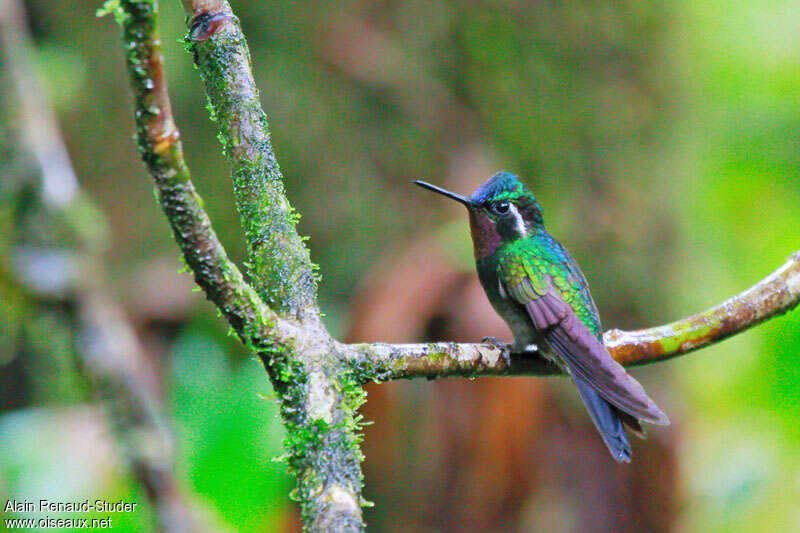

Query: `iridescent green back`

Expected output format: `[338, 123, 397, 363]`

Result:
[496, 231, 602, 338]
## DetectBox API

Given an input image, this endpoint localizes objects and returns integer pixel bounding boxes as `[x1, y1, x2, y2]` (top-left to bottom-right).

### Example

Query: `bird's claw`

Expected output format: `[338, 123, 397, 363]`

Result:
[481, 336, 511, 367]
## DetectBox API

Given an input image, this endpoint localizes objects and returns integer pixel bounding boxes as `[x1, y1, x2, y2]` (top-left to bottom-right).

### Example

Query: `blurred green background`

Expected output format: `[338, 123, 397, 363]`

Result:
[1, 0, 799, 531]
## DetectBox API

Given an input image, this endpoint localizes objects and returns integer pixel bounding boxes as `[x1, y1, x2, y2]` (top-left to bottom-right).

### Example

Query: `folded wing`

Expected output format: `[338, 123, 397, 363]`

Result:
[506, 274, 669, 426]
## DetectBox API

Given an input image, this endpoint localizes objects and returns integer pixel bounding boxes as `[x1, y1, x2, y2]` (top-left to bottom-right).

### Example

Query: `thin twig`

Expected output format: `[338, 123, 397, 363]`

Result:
[347, 251, 800, 380]
[604, 251, 800, 365]
[77, 289, 209, 533]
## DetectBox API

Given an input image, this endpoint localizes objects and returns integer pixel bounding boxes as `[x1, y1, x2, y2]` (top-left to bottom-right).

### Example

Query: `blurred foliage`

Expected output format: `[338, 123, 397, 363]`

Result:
[1, 0, 798, 532]
[169, 328, 290, 531]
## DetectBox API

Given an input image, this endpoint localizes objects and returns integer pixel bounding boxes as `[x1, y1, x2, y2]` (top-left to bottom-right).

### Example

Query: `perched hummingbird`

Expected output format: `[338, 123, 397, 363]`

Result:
[415, 171, 669, 462]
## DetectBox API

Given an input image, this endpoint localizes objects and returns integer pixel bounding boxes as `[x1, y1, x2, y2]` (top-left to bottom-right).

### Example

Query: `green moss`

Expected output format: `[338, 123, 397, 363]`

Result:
[96, 0, 130, 26]
[426, 350, 445, 364]
[657, 319, 715, 355]
[186, 19, 319, 318]
[259, 350, 368, 527]
[348, 350, 395, 384]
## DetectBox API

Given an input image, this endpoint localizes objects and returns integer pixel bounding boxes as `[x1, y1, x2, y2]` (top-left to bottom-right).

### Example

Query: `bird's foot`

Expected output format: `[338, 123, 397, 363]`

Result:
[481, 336, 511, 367]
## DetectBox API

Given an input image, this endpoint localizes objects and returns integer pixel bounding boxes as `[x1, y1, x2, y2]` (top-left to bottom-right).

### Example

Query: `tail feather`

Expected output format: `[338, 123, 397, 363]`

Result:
[617, 410, 647, 439]
[573, 375, 632, 463]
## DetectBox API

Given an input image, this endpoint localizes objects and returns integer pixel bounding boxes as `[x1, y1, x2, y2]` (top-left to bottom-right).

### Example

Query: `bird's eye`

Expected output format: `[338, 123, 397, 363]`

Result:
[492, 200, 510, 215]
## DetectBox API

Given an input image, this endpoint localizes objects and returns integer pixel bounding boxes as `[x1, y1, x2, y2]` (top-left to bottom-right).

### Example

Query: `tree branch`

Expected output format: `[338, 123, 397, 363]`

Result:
[347, 251, 800, 381]
[183, 0, 319, 318]
[113, 2, 365, 530]
[0, 0, 79, 209]
[604, 251, 800, 365]
[110, 0, 301, 356]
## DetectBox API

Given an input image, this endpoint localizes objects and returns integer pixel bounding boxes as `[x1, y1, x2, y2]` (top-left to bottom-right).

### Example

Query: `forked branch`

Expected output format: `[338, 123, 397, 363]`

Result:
[110, 0, 301, 356]
[108, 1, 800, 531]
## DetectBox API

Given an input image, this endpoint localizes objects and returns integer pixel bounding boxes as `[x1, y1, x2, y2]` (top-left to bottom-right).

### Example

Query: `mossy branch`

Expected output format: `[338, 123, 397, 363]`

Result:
[113, 2, 364, 530]
[183, 0, 318, 318]
[110, 0, 299, 357]
[346, 251, 800, 381]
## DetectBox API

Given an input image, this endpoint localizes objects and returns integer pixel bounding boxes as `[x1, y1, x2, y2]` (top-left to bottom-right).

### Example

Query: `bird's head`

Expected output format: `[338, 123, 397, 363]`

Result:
[415, 171, 543, 258]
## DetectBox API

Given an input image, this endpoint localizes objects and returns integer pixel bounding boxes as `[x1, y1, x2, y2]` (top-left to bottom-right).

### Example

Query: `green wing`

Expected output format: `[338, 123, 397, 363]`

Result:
[498, 245, 601, 335]
[497, 245, 668, 425]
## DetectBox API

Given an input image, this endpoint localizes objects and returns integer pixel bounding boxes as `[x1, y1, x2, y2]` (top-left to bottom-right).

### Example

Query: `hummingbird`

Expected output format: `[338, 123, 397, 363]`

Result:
[415, 171, 669, 462]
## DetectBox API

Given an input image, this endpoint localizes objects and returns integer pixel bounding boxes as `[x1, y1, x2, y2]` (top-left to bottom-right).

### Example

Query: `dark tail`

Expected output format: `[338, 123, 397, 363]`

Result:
[573, 375, 632, 463]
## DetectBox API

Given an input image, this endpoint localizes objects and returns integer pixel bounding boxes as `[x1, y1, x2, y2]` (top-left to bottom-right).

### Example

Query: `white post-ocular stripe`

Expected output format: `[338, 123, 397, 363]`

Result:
[508, 203, 526, 238]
